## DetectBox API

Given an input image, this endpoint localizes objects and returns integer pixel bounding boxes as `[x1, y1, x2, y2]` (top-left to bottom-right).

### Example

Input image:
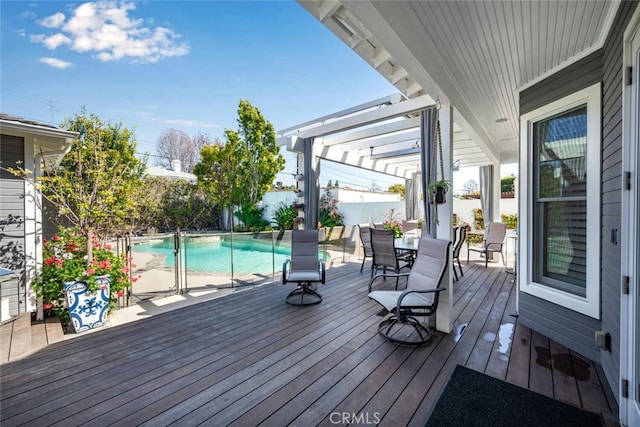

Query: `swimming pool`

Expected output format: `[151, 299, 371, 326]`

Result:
[132, 234, 292, 274]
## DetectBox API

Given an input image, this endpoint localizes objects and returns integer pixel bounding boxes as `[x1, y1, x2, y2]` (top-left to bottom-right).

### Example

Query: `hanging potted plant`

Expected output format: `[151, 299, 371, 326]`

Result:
[427, 179, 452, 205]
[426, 108, 452, 225]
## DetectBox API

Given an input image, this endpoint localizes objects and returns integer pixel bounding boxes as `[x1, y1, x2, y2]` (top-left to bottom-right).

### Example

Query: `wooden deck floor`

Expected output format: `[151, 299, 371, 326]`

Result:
[0, 259, 617, 426]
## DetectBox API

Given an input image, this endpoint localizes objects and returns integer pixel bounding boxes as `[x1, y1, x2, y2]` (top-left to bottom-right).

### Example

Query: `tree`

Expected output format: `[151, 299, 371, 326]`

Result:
[155, 129, 216, 173]
[42, 109, 147, 242]
[388, 183, 405, 199]
[229, 99, 285, 206]
[463, 179, 478, 195]
[194, 100, 285, 229]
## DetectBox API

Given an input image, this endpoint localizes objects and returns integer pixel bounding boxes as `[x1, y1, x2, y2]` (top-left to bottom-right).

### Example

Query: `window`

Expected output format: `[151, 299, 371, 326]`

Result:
[519, 84, 601, 318]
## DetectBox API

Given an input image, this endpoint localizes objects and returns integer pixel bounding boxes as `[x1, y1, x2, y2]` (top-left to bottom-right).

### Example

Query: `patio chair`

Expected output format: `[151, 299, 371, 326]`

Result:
[452, 226, 467, 281]
[369, 228, 412, 291]
[467, 222, 507, 267]
[368, 237, 451, 345]
[358, 224, 374, 274]
[402, 220, 419, 236]
[282, 230, 325, 306]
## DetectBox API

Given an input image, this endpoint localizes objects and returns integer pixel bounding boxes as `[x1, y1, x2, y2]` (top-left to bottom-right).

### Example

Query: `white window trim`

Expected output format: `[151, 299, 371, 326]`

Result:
[519, 83, 601, 319]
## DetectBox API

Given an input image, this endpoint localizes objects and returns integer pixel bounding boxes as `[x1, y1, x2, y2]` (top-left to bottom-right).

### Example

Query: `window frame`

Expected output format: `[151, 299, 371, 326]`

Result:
[519, 83, 601, 319]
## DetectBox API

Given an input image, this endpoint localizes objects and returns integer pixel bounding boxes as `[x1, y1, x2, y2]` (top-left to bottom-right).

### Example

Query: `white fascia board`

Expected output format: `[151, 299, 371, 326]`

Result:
[296, 94, 434, 139]
[0, 120, 78, 140]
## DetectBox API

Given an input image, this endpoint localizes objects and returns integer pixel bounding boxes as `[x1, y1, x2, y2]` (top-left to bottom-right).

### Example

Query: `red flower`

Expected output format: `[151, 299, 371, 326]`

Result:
[117, 290, 124, 297]
[52, 235, 60, 241]
[85, 268, 95, 275]
[44, 257, 56, 265]
[43, 303, 53, 310]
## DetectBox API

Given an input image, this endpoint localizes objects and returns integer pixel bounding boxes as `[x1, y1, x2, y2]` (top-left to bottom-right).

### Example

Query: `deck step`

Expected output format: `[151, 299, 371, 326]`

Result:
[0, 313, 65, 364]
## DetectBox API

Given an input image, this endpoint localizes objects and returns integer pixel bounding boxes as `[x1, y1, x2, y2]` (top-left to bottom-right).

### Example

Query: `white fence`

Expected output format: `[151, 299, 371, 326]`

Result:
[261, 190, 517, 230]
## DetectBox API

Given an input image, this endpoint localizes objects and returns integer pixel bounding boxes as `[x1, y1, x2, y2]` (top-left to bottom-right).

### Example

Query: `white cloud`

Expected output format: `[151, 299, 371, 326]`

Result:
[165, 119, 220, 129]
[30, 1, 189, 63]
[39, 57, 73, 69]
[38, 12, 65, 28]
[42, 33, 71, 49]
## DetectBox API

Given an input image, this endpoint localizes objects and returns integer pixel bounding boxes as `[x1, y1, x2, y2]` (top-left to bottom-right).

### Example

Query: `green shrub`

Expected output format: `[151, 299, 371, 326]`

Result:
[273, 201, 297, 230]
[472, 208, 484, 230]
[234, 204, 270, 232]
[501, 213, 518, 229]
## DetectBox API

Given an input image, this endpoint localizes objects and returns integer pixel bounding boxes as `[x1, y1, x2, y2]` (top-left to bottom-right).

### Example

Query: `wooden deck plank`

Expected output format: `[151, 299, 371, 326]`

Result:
[7, 314, 31, 362]
[171, 305, 380, 425]
[0, 319, 13, 363]
[82, 271, 371, 426]
[465, 273, 511, 373]
[0, 261, 617, 426]
[28, 283, 372, 425]
[229, 327, 385, 427]
[529, 330, 554, 398]
[550, 339, 582, 407]
[506, 320, 531, 388]
[573, 350, 615, 414]
[29, 321, 48, 354]
[44, 316, 65, 344]
[484, 275, 518, 380]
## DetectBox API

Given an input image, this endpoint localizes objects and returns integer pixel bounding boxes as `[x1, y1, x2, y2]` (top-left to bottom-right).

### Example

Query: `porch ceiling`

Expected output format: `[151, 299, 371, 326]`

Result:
[297, 0, 619, 170]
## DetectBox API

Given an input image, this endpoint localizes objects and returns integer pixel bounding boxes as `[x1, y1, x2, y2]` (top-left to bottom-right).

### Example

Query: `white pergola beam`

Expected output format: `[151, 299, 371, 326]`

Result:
[295, 94, 434, 139]
[323, 116, 420, 146]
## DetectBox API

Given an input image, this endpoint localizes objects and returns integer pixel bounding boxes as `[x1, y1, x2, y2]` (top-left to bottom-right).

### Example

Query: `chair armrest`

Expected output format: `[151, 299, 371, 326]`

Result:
[282, 259, 291, 284]
[368, 271, 410, 292]
[395, 287, 446, 316]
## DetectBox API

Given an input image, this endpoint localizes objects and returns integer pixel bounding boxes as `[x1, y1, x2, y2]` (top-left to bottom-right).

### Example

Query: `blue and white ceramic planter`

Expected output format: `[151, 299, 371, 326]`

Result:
[64, 275, 110, 333]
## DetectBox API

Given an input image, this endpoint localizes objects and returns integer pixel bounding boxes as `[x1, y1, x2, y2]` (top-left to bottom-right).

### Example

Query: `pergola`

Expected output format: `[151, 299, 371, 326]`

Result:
[277, 0, 619, 336]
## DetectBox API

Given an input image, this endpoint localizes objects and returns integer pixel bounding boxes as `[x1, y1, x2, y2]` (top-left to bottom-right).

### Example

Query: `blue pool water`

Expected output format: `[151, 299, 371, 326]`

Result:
[132, 235, 292, 274]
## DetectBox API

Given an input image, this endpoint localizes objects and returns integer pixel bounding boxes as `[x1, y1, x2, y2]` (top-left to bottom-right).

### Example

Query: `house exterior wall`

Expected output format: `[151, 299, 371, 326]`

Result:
[519, 1, 638, 395]
[0, 134, 27, 313]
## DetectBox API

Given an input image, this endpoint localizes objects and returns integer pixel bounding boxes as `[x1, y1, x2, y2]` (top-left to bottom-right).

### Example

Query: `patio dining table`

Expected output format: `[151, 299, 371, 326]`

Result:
[394, 236, 419, 253]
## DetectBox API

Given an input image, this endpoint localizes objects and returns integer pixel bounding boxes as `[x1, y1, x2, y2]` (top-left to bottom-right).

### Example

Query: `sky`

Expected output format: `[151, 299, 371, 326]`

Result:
[1, 0, 513, 192]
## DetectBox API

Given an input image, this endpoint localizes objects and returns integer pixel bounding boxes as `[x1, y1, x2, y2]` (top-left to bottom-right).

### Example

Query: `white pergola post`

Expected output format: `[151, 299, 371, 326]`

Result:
[435, 99, 454, 334]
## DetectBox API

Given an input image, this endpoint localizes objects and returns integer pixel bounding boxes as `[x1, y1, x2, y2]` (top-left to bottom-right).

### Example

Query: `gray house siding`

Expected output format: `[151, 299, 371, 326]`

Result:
[519, 50, 604, 362]
[599, 0, 638, 401]
[519, 1, 638, 396]
[0, 134, 27, 310]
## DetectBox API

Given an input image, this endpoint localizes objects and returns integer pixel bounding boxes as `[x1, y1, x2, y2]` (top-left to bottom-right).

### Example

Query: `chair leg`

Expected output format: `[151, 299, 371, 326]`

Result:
[457, 258, 464, 277]
[453, 264, 458, 281]
[360, 257, 366, 273]
[485, 251, 488, 268]
[286, 282, 322, 306]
